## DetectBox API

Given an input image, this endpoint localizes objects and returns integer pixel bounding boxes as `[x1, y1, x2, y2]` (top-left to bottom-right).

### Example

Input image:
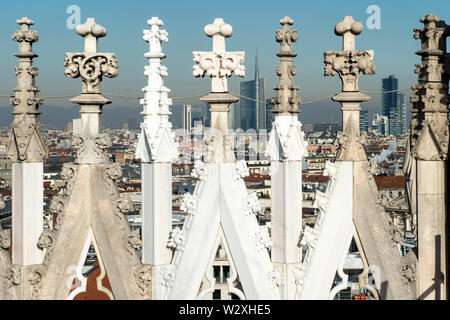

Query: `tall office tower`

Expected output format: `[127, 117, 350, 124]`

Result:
[239, 50, 265, 132]
[397, 93, 406, 136]
[182, 104, 192, 133]
[372, 113, 389, 136]
[265, 98, 274, 132]
[381, 74, 398, 135]
[360, 107, 369, 133]
[229, 102, 236, 130]
[128, 117, 137, 130]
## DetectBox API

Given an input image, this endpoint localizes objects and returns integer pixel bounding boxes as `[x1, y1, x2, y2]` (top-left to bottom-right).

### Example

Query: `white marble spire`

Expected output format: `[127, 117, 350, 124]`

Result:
[266, 17, 307, 299]
[135, 18, 177, 299]
[7, 17, 48, 266]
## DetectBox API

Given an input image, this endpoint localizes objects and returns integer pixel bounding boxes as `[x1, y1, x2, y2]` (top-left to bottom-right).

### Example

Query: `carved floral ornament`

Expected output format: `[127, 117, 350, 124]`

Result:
[414, 14, 448, 52]
[276, 16, 298, 53]
[64, 18, 118, 94]
[12, 17, 38, 44]
[193, 18, 245, 93]
[324, 50, 375, 92]
[324, 16, 375, 92]
[271, 16, 301, 115]
[243, 192, 261, 216]
[143, 17, 168, 55]
[180, 193, 197, 215]
[64, 53, 118, 94]
[167, 227, 185, 251]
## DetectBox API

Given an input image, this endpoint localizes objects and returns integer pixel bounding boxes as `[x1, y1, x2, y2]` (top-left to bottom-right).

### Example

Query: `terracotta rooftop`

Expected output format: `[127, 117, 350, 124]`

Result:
[302, 174, 329, 183]
[373, 175, 405, 190]
[244, 174, 270, 183]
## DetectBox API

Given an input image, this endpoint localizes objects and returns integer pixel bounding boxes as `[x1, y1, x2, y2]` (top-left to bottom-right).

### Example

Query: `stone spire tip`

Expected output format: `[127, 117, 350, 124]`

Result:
[204, 18, 232, 38]
[147, 16, 164, 27]
[334, 16, 363, 36]
[16, 17, 34, 26]
[76, 17, 107, 38]
[280, 16, 294, 26]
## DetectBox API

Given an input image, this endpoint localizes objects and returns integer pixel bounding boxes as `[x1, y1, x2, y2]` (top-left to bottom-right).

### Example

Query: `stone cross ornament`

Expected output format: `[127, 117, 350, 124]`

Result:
[143, 17, 168, 58]
[324, 16, 375, 92]
[272, 16, 300, 115]
[64, 18, 118, 94]
[193, 18, 245, 93]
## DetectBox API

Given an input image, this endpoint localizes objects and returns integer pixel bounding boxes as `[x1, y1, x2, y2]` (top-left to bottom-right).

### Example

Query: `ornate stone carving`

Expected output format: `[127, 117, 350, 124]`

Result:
[72, 133, 112, 164]
[232, 159, 249, 181]
[191, 160, 208, 181]
[65, 18, 118, 165]
[0, 229, 11, 250]
[167, 228, 185, 251]
[160, 268, 176, 288]
[5, 265, 21, 288]
[324, 50, 375, 92]
[135, 17, 178, 164]
[401, 263, 417, 284]
[27, 266, 44, 299]
[409, 15, 449, 161]
[6, 17, 48, 163]
[135, 265, 152, 298]
[102, 163, 123, 196]
[242, 192, 261, 216]
[268, 269, 284, 288]
[60, 163, 79, 196]
[125, 229, 142, 265]
[114, 195, 133, 222]
[324, 16, 374, 161]
[272, 16, 301, 115]
[64, 19, 118, 94]
[255, 225, 273, 252]
[37, 229, 56, 266]
[193, 18, 245, 93]
[180, 193, 197, 215]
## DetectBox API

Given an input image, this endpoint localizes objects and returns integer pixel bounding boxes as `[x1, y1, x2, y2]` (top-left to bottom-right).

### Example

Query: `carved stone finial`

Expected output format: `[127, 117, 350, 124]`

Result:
[193, 18, 245, 93]
[135, 17, 178, 163]
[6, 17, 48, 162]
[143, 17, 168, 58]
[64, 18, 118, 164]
[75, 17, 107, 53]
[12, 17, 39, 56]
[272, 16, 300, 115]
[204, 18, 233, 54]
[334, 16, 363, 51]
[324, 16, 374, 161]
[276, 16, 298, 53]
[324, 16, 374, 92]
[64, 18, 118, 95]
[414, 14, 447, 53]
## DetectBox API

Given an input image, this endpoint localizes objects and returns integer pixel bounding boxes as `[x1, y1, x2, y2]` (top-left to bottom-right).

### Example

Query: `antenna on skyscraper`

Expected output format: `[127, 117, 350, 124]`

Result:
[255, 46, 259, 80]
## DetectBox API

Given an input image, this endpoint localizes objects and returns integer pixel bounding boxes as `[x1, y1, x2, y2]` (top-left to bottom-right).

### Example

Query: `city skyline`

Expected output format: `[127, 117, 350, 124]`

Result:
[0, 0, 447, 128]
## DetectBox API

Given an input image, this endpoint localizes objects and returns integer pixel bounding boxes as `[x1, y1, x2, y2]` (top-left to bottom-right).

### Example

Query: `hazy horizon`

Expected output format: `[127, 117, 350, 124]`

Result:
[0, 0, 445, 128]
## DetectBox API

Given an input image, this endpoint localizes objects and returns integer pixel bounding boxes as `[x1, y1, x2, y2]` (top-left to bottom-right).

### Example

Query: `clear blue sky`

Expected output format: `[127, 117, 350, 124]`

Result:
[0, 0, 448, 125]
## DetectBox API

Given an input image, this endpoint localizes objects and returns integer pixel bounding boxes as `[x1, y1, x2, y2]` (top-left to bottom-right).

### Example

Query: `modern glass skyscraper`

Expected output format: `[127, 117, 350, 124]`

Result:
[397, 93, 407, 136]
[382, 75, 405, 136]
[265, 98, 274, 133]
[359, 107, 369, 133]
[238, 51, 265, 132]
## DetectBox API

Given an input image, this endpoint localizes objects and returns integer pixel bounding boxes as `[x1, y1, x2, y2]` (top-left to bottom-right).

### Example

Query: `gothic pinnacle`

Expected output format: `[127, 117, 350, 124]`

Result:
[272, 16, 300, 115]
